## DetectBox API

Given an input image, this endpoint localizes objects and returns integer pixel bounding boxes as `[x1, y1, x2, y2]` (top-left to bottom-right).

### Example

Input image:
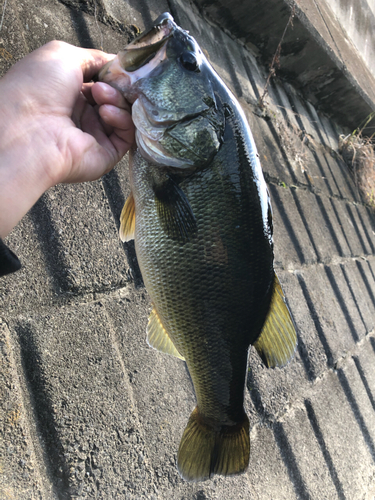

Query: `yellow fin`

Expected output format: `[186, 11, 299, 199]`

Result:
[177, 407, 250, 482]
[119, 192, 135, 242]
[147, 306, 185, 360]
[254, 273, 297, 368]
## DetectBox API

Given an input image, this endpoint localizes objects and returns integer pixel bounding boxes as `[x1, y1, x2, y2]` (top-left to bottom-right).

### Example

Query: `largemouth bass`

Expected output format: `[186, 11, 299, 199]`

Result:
[99, 13, 297, 482]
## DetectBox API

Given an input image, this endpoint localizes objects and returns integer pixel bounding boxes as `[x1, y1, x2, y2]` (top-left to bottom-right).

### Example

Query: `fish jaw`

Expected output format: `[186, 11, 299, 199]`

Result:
[98, 42, 170, 104]
[98, 13, 176, 103]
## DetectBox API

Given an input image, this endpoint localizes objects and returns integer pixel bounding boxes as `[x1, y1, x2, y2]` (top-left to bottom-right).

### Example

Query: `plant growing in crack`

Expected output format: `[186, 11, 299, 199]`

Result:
[258, 5, 296, 109]
[339, 112, 375, 209]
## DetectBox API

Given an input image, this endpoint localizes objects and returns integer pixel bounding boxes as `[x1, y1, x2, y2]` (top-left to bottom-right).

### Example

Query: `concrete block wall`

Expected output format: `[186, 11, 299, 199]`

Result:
[1, 0, 375, 498]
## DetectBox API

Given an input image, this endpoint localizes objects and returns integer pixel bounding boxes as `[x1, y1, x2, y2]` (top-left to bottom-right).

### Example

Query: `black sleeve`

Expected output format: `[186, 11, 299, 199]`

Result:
[0, 238, 22, 277]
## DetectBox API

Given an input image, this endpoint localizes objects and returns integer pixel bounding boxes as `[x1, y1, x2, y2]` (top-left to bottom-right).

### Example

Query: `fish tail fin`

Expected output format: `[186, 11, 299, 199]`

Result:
[177, 407, 250, 482]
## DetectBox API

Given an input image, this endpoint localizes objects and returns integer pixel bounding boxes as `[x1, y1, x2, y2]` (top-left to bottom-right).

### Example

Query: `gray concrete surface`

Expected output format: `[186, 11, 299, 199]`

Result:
[1, 0, 375, 499]
[193, 0, 375, 134]
[326, 0, 375, 76]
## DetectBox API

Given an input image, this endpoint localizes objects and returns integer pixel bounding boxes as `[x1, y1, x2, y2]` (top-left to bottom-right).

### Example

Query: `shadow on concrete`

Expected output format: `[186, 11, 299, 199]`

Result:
[366, 259, 375, 285]
[247, 367, 266, 417]
[167, 0, 182, 25]
[355, 260, 375, 305]
[101, 169, 144, 288]
[282, 90, 305, 133]
[304, 399, 346, 500]
[67, 8, 144, 288]
[346, 205, 369, 254]
[266, 120, 300, 184]
[268, 184, 305, 264]
[242, 74, 305, 187]
[296, 273, 334, 366]
[324, 266, 360, 343]
[70, 8, 95, 48]
[337, 368, 375, 461]
[242, 56, 260, 100]
[330, 199, 354, 254]
[247, 370, 314, 498]
[333, 155, 359, 201]
[366, 206, 375, 234]
[16, 322, 70, 499]
[29, 196, 72, 295]
[273, 421, 311, 500]
[315, 195, 344, 256]
[271, 82, 288, 122]
[127, 0, 154, 27]
[304, 102, 327, 147]
[281, 86, 338, 196]
[359, 209, 375, 253]
[218, 31, 243, 98]
[370, 337, 375, 356]
[340, 264, 368, 332]
[353, 356, 375, 413]
[313, 151, 335, 196]
[28, 13, 94, 297]
[296, 335, 317, 382]
[320, 152, 345, 199]
[289, 189, 320, 261]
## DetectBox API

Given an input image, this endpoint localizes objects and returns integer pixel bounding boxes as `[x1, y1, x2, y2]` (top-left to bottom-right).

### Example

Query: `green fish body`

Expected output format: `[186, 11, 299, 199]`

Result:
[99, 13, 297, 482]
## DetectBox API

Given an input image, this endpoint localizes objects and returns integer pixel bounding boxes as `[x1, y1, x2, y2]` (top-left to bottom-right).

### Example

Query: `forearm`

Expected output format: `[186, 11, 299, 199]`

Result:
[0, 97, 57, 238]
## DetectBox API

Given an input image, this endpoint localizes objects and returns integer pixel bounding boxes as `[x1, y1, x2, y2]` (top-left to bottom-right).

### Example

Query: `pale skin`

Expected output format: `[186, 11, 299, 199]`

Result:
[0, 40, 135, 239]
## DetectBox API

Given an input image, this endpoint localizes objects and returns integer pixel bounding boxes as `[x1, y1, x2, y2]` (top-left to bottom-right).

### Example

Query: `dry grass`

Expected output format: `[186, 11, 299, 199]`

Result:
[339, 114, 375, 209]
[0, 48, 12, 61]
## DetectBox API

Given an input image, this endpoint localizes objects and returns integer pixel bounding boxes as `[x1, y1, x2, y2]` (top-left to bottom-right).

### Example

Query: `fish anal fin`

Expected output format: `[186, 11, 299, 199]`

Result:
[254, 273, 297, 368]
[154, 176, 197, 243]
[147, 306, 185, 360]
[119, 192, 135, 242]
[177, 407, 250, 482]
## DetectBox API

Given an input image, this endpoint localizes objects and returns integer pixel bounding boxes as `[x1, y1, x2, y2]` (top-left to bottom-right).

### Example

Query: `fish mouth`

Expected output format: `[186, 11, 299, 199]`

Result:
[120, 13, 176, 72]
[97, 13, 177, 98]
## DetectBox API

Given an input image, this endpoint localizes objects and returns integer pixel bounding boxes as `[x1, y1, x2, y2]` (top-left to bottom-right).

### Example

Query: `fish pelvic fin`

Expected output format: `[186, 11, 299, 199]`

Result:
[119, 192, 135, 242]
[147, 306, 185, 360]
[177, 407, 250, 482]
[254, 273, 297, 368]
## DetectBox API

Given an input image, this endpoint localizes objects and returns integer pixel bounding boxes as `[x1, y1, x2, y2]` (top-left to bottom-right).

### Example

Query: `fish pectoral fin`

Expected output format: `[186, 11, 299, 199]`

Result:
[147, 306, 185, 360]
[119, 192, 136, 242]
[154, 176, 197, 243]
[177, 407, 250, 481]
[253, 273, 297, 368]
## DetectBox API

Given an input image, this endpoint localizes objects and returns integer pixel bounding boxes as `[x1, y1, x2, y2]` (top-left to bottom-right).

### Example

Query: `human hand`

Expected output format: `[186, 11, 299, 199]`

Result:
[0, 41, 134, 238]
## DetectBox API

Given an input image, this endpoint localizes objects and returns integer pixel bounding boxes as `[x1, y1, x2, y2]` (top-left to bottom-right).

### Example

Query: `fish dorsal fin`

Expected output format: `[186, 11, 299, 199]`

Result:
[147, 306, 185, 360]
[119, 192, 135, 242]
[254, 273, 297, 368]
[154, 176, 197, 243]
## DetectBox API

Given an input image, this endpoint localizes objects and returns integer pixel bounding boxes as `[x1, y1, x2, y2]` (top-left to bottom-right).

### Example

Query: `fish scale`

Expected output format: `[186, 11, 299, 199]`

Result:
[132, 114, 272, 418]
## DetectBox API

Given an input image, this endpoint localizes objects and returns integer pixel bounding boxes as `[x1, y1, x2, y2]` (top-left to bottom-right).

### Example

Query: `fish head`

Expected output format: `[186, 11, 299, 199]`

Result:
[99, 13, 224, 169]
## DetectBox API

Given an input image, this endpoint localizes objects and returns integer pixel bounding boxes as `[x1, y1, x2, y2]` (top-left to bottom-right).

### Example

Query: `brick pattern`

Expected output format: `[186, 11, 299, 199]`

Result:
[1, 0, 375, 498]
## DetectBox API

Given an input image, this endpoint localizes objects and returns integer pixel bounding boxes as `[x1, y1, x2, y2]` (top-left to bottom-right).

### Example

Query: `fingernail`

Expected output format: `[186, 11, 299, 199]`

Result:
[95, 81, 117, 97]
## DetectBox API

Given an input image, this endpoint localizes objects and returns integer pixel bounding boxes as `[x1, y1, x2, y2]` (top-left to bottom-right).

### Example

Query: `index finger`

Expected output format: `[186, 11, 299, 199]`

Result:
[79, 48, 116, 83]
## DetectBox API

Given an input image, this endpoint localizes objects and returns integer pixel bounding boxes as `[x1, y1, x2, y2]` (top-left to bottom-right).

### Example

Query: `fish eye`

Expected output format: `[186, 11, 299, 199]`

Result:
[179, 51, 200, 72]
